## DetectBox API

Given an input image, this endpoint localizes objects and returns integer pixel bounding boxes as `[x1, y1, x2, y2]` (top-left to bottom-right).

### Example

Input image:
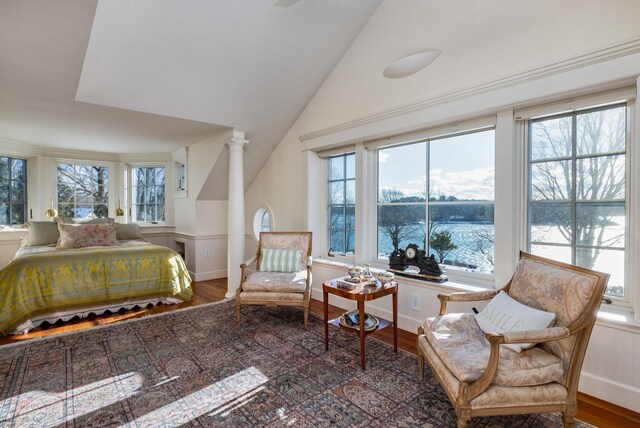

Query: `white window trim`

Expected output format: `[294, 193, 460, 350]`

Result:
[327, 152, 356, 257]
[54, 158, 115, 220]
[252, 203, 274, 241]
[368, 122, 498, 287]
[516, 89, 637, 314]
[126, 162, 169, 226]
[311, 86, 640, 319]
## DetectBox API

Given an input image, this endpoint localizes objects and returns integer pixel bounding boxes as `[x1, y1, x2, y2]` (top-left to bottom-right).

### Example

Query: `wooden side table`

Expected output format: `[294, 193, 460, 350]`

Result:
[323, 278, 398, 370]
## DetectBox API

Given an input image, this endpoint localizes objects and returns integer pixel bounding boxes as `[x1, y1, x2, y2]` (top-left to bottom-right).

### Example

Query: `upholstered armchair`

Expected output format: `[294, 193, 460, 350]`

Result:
[236, 231, 312, 326]
[417, 252, 609, 428]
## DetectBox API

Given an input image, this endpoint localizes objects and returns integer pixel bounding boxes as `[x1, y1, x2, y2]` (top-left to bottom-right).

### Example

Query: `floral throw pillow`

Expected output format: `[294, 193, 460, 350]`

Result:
[56, 222, 119, 249]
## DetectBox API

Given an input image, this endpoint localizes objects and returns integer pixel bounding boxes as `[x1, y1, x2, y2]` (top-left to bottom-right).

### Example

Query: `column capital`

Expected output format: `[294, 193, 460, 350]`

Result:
[226, 130, 249, 152]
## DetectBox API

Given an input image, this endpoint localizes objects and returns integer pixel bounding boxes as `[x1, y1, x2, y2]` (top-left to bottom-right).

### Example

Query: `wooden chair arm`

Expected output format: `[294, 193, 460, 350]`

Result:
[240, 255, 257, 269]
[437, 289, 500, 315]
[464, 326, 571, 401]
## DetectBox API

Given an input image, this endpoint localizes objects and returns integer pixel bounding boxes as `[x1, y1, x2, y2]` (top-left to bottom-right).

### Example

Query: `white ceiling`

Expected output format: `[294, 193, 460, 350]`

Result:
[0, 0, 225, 154]
[0, 0, 381, 189]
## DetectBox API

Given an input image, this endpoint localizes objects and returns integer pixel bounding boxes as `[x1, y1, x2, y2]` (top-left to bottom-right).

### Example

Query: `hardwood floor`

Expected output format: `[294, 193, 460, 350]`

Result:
[1, 278, 638, 427]
[0, 279, 227, 346]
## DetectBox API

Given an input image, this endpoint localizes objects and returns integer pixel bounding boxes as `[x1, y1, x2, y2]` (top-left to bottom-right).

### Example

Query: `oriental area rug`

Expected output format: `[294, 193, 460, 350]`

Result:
[0, 300, 589, 427]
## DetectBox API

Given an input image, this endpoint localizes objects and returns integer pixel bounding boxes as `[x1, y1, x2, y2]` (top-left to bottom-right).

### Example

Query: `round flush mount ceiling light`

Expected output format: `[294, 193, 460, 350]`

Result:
[383, 50, 441, 79]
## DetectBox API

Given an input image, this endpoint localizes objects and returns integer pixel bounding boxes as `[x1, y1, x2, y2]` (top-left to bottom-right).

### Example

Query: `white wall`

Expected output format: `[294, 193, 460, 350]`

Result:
[244, 0, 640, 411]
[173, 129, 233, 279]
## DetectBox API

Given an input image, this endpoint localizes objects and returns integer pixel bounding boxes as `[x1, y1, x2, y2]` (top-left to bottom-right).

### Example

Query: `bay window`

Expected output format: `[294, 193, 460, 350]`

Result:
[132, 166, 165, 222]
[57, 163, 109, 219]
[0, 156, 27, 225]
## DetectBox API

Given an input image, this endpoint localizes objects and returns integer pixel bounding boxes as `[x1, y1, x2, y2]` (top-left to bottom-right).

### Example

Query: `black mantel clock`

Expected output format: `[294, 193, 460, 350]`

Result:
[388, 243, 448, 283]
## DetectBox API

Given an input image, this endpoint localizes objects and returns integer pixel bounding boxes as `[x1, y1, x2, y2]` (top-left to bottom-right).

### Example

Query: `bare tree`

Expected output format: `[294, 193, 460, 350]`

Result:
[531, 107, 625, 270]
[378, 188, 424, 252]
[57, 164, 109, 218]
[473, 228, 495, 267]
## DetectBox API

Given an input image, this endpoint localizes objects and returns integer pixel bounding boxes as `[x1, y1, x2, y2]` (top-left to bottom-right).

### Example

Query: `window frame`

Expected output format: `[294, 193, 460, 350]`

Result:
[327, 152, 356, 256]
[525, 102, 630, 303]
[374, 126, 497, 283]
[0, 156, 27, 226]
[56, 160, 111, 220]
[131, 165, 166, 224]
[253, 205, 273, 240]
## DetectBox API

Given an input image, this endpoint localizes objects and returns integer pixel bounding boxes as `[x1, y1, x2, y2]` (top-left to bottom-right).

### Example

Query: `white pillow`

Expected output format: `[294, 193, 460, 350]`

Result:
[475, 291, 556, 352]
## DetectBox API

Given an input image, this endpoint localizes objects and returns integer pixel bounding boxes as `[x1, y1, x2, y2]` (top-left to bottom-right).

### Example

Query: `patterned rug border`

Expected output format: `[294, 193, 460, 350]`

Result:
[0, 297, 236, 349]
[0, 298, 417, 359]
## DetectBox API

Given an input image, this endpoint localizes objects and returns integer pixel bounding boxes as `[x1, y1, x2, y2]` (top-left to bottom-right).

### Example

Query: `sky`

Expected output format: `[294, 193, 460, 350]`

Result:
[378, 129, 495, 201]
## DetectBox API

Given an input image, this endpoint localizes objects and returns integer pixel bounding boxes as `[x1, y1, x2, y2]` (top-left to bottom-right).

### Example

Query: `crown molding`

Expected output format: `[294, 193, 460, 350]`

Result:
[0, 138, 171, 163]
[300, 37, 640, 143]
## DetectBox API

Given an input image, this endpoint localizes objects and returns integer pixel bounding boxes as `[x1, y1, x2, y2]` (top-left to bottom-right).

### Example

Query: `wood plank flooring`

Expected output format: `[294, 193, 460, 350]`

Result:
[1, 278, 638, 427]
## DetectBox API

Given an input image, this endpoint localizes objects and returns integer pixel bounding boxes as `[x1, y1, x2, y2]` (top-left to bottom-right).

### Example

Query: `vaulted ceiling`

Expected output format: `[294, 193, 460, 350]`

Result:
[0, 0, 381, 191]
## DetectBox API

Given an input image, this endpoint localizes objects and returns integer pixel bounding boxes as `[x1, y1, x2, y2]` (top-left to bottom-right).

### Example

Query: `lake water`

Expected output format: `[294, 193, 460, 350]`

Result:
[378, 222, 495, 274]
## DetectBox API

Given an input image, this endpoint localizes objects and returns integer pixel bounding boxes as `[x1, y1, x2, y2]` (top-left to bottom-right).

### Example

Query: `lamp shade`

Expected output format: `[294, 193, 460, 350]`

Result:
[114, 199, 125, 217]
[45, 199, 58, 219]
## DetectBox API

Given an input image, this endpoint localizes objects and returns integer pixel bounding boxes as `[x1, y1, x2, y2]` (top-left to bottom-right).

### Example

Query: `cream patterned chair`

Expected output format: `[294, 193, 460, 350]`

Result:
[417, 252, 609, 428]
[236, 231, 312, 326]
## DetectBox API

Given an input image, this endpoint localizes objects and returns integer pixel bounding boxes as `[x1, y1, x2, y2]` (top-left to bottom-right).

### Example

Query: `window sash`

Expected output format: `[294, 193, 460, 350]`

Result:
[132, 166, 166, 223]
[526, 103, 628, 300]
[0, 156, 27, 225]
[376, 128, 496, 275]
[328, 153, 355, 255]
[56, 162, 109, 219]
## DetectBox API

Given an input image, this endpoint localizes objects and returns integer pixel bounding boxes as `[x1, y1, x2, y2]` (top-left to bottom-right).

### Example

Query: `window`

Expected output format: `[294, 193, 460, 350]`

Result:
[377, 129, 495, 273]
[0, 156, 27, 225]
[328, 153, 355, 255]
[527, 104, 626, 299]
[132, 166, 165, 222]
[253, 207, 272, 238]
[57, 163, 109, 219]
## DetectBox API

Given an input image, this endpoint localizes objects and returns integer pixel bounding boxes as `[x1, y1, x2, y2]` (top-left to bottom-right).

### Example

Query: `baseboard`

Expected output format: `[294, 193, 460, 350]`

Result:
[577, 391, 640, 427]
[579, 371, 640, 414]
[194, 269, 227, 281]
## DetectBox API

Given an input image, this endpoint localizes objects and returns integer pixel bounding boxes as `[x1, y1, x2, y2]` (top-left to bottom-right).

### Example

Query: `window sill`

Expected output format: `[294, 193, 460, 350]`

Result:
[314, 257, 488, 294]
[595, 305, 640, 333]
[0, 227, 28, 233]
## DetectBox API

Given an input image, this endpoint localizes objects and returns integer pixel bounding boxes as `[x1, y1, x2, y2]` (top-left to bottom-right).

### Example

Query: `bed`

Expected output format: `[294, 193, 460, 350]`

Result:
[0, 239, 193, 335]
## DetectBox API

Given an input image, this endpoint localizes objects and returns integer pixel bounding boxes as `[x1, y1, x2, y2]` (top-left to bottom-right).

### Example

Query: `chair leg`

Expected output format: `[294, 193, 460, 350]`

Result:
[562, 413, 576, 428]
[236, 303, 241, 323]
[418, 351, 424, 380]
[304, 307, 309, 327]
[456, 417, 470, 428]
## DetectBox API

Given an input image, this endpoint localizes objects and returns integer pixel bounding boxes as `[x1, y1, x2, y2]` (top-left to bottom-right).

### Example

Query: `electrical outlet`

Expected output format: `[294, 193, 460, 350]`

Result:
[204, 249, 211, 257]
[410, 293, 421, 311]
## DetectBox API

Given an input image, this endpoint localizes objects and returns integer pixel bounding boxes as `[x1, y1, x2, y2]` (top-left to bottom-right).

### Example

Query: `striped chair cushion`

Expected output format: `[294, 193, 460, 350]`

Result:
[259, 249, 303, 273]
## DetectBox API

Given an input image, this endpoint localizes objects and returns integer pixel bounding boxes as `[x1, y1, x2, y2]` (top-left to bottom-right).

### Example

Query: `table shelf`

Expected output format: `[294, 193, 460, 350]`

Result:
[327, 316, 392, 336]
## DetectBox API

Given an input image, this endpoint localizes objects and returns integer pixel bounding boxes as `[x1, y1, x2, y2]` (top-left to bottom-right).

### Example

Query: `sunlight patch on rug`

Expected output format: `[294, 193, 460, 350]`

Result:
[1, 372, 141, 427]
[125, 367, 268, 427]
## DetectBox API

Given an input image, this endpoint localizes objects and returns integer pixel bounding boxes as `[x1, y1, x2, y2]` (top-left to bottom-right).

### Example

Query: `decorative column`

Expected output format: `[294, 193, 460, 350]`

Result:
[226, 131, 249, 299]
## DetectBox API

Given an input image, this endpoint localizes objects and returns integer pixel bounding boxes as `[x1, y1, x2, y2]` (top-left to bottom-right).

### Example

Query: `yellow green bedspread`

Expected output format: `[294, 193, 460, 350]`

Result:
[0, 241, 193, 335]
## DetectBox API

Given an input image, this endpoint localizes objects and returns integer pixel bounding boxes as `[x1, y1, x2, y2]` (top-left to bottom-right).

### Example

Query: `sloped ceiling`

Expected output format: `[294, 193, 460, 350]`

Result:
[0, 0, 381, 197]
[76, 0, 382, 196]
[0, 0, 225, 154]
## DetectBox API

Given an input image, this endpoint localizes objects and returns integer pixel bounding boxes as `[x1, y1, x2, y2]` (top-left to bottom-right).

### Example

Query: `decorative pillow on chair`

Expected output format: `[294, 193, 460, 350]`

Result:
[475, 291, 556, 352]
[56, 222, 118, 249]
[259, 249, 303, 273]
